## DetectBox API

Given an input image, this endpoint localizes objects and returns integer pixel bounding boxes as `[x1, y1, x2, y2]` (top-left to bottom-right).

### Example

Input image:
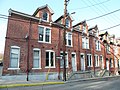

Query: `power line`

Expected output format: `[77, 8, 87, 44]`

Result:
[86, 8, 120, 21]
[100, 23, 120, 31]
[69, 0, 110, 11]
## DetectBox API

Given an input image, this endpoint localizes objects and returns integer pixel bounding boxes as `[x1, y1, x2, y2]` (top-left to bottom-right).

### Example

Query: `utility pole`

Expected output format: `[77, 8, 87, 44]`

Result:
[63, 0, 68, 81]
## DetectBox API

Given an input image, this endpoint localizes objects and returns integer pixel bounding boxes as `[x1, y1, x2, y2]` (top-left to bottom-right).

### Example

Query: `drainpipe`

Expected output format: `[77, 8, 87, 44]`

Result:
[26, 20, 32, 81]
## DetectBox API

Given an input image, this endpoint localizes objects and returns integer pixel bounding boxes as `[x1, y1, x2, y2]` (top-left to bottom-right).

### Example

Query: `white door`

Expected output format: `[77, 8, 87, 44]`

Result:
[106, 60, 109, 70]
[72, 53, 77, 71]
[81, 54, 85, 71]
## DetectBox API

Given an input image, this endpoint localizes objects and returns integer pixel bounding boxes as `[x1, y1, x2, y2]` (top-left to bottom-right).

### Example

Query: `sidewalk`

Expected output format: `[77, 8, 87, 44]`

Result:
[0, 75, 120, 89]
[0, 79, 65, 88]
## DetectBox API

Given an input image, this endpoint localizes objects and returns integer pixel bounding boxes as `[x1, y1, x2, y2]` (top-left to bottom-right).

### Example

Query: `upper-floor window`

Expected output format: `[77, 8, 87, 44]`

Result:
[95, 55, 99, 67]
[96, 40, 101, 51]
[33, 48, 41, 69]
[106, 45, 110, 54]
[66, 32, 72, 46]
[83, 26, 87, 33]
[38, 26, 51, 43]
[87, 54, 92, 67]
[65, 18, 70, 28]
[45, 50, 55, 68]
[10, 46, 20, 69]
[82, 37, 89, 49]
[42, 11, 48, 21]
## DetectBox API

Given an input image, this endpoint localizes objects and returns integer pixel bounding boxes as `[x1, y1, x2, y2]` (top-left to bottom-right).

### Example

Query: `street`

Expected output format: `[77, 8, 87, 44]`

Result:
[1, 79, 120, 90]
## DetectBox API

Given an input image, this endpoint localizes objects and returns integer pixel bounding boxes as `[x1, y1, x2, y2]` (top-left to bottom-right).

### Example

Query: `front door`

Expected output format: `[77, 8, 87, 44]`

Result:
[106, 60, 109, 70]
[71, 53, 77, 71]
[81, 54, 85, 71]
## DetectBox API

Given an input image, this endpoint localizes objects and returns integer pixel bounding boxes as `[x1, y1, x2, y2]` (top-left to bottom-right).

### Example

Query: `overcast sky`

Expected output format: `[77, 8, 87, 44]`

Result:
[0, 0, 120, 53]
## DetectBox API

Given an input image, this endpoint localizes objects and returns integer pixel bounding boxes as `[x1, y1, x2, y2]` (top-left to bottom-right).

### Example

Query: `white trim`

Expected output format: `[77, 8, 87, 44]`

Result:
[95, 54, 99, 67]
[66, 32, 73, 47]
[80, 53, 85, 71]
[71, 52, 77, 71]
[32, 68, 42, 70]
[11, 46, 20, 49]
[60, 51, 69, 68]
[38, 25, 51, 43]
[10, 46, 20, 69]
[32, 48, 41, 69]
[45, 50, 56, 68]
[87, 54, 92, 67]
[8, 68, 20, 70]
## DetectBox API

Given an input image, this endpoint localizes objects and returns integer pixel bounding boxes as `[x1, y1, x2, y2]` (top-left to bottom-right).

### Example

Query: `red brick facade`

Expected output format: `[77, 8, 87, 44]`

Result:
[3, 5, 119, 79]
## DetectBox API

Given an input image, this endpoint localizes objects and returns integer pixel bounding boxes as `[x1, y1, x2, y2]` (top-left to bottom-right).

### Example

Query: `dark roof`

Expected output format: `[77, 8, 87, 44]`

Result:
[33, 4, 54, 16]
[88, 25, 98, 31]
[73, 20, 86, 28]
[54, 15, 64, 23]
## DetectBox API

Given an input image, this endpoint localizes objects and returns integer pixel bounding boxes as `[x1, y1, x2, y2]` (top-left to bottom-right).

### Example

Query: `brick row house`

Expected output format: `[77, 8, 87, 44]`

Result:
[2, 5, 120, 80]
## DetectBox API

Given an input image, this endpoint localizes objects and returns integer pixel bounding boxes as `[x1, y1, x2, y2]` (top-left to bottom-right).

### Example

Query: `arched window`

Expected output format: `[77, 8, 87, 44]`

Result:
[42, 11, 48, 21]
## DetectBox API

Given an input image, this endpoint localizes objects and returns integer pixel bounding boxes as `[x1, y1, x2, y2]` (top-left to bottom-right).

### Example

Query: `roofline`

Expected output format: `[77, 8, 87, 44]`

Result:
[33, 4, 54, 16]
[73, 20, 86, 27]
[9, 8, 40, 21]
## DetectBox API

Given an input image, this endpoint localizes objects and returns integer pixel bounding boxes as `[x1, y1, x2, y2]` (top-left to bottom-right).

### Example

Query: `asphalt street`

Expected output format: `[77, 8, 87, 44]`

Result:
[1, 79, 120, 90]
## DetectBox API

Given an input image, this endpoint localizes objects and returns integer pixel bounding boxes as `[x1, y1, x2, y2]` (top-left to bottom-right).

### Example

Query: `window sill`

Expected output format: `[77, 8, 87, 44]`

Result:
[45, 66, 56, 68]
[32, 68, 42, 69]
[38, 41, 51, 44]
[8, 68, 20, 70]
[96, 50, 101, 51]
[66, 45, 73, 47]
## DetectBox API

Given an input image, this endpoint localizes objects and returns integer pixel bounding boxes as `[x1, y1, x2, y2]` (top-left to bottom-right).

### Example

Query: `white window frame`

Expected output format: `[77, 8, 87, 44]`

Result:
[95, 54, 99, 67]
[45, 50, 55, 68]
[8, 46, 20, 70]
[83, 26, 87, 33]
[82, 37, 89, 49]
[66, 32, 72, 47]
[96, 40, 101, 51]
[65, 18, 70, 28]
[42, 11, 49, 22]
[38, 25, 51, 43]
[60, 51, 69, 68]
[110, 58, 113, 68]
[32, 48, 41, 69]
[100, 55, 104, 69]
[106, 45, 110, 54]
[87, 54, 92, 67]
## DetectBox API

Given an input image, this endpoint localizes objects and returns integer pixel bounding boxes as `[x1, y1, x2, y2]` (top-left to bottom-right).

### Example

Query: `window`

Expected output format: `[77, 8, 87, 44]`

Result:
[60, 52, 68, 68]
[65, 18, 70, 27]
[110, 58, 113, 67]
[45, 50, 55, 68]
[10, 46, 20, 69]
[82, 37, 89, 49]
[87, 54, 92, 67]
[66, 32, 72, 46]
[106, 45, 110, 53]
[42, 11, 48, 21]
[83, 26, 86, 33]
[95, 55, 99, 67]
[33, 48, 41, 69]
[38, 26, 51, 43]
[96, 40, 101, 51]
[100, 55, 104, 69]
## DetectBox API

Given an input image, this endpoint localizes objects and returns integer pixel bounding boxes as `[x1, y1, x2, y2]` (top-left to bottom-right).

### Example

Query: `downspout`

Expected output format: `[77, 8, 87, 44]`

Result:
[26, 19, 32, 81]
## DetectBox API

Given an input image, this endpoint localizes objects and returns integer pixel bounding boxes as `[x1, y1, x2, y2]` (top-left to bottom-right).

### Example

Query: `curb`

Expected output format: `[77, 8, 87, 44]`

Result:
[0, 81, 65, 89]
[66, 75, 120, 83]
